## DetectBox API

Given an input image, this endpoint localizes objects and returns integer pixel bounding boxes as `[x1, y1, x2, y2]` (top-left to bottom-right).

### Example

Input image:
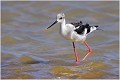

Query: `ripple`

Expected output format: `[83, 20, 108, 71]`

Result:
[1, 1, 119, 79]
[2, 36, 21, 44]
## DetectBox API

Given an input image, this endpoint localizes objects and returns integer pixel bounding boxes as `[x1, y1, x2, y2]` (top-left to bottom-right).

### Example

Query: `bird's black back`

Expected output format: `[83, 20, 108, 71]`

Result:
[71, 21, 99, 35]
[75, 25, 85, 34]
[75, 23, 98, 35]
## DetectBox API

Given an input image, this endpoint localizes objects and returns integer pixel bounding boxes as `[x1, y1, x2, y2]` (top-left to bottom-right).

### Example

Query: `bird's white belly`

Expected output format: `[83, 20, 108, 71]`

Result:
[61, 30, 86, 43]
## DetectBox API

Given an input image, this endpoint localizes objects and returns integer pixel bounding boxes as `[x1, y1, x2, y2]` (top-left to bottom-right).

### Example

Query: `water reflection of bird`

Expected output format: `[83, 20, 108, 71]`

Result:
[47, 13, 102, 63]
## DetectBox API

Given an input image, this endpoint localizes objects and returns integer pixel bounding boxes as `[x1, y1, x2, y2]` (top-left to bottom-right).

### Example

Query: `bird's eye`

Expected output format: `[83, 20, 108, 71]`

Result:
[60, 17, 62, 19]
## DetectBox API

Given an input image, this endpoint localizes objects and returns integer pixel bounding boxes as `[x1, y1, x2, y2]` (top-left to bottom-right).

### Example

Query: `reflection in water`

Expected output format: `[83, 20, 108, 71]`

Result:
[1, 1, 119, 79]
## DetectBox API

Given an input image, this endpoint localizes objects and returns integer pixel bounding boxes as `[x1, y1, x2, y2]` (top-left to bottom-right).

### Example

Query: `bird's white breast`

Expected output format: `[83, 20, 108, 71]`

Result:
[60, 23, 86, 43]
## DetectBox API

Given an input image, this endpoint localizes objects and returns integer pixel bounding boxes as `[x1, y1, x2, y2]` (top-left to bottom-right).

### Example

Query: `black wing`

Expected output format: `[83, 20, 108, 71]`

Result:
[74, 25, 86, 34]
[74, 23, 91, 35]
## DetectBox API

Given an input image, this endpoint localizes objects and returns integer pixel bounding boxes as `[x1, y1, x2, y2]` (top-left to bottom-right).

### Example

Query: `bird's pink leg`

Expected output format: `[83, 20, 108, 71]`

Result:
[72, 42, 79, 63]
[81, 41, 92, 61]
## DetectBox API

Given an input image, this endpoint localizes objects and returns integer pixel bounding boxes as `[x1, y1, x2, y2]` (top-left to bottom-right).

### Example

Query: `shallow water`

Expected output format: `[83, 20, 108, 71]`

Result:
[1, 1, 119, 79]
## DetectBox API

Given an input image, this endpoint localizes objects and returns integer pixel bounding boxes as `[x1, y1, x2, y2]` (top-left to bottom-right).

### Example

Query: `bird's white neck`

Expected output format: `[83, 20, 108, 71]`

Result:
[60, 19, 66, 32]
[60, 19, 67, 36]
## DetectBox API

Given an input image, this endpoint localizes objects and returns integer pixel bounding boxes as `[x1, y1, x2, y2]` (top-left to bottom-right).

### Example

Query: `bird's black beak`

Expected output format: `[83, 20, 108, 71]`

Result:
[47, 20, 58, 29]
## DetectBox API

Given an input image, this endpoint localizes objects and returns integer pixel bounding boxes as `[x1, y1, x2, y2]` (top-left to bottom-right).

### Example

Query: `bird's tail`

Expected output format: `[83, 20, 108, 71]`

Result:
[94, 25, 104, 31]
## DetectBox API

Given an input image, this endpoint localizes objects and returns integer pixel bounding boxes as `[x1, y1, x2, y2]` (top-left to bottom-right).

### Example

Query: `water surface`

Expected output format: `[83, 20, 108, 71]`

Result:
[1, 1, 119, 79]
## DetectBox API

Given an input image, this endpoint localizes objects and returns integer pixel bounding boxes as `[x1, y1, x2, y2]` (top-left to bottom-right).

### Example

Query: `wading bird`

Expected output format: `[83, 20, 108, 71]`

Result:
[47, 13, 102, 63]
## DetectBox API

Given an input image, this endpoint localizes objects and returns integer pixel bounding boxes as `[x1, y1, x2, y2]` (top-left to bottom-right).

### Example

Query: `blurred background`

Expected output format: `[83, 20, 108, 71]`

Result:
[1, 1, 119, 79]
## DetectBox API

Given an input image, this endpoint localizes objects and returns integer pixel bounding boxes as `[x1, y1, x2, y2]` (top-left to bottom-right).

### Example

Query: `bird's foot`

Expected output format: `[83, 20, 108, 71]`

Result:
[75, 61, 79, 64]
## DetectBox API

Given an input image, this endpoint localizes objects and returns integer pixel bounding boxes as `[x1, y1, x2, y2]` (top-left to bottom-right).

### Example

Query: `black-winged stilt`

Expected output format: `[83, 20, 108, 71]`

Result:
[47, 13, 102, 63]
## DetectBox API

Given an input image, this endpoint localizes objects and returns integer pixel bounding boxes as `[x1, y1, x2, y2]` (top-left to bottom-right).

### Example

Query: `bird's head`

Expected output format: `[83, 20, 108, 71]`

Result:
[57, 13, 65, 23]
[47, 13, 65, 29]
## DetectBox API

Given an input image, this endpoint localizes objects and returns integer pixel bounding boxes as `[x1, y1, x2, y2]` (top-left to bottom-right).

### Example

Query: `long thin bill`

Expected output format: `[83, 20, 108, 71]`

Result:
[47, 20, 58, 29]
